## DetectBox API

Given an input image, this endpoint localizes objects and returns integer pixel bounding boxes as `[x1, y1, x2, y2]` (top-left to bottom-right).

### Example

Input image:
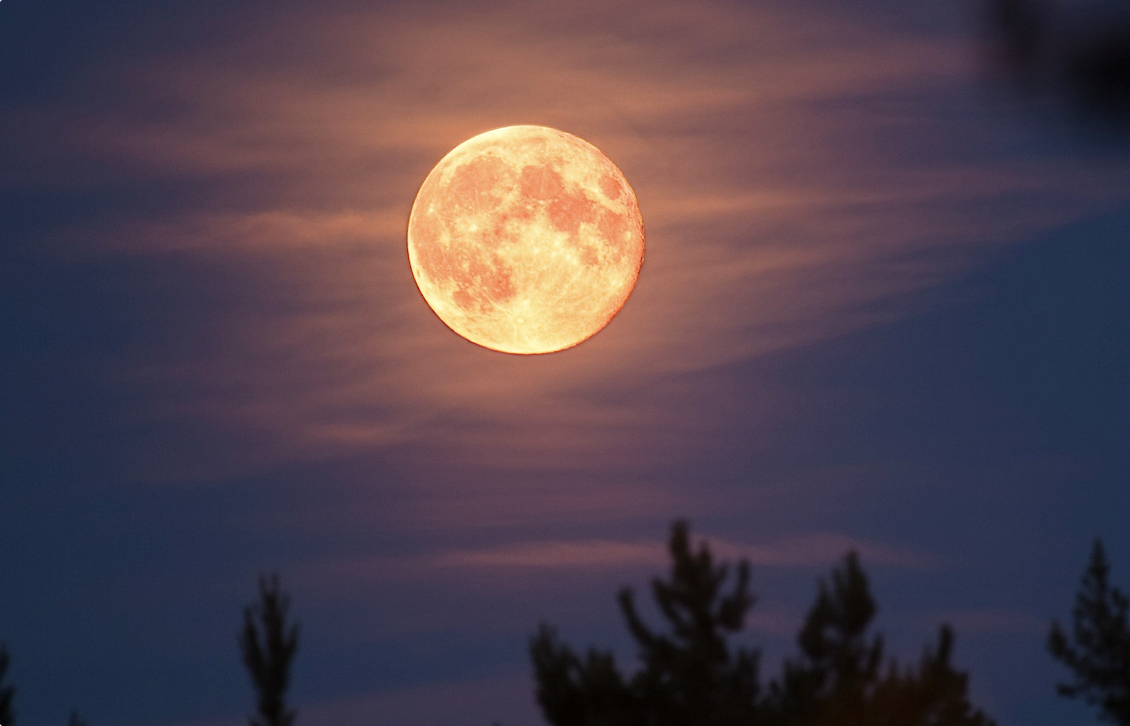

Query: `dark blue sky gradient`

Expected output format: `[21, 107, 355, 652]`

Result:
[2, 0, 1129, 725]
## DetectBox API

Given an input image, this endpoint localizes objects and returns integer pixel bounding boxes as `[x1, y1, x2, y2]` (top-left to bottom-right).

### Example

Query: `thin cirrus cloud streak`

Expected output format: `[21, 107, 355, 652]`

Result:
[433, 532, 938, 570]
[291, 531, 938, 594]
[274, 531, 937, 648]
[20, 0, 1130, 483]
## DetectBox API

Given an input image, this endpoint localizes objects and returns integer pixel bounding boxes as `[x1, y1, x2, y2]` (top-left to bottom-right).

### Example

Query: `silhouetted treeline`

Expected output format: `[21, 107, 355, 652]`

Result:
[530, 521, 994, 726]
[5, 536, 1130, 725]
[1049, 539, 1130, 724]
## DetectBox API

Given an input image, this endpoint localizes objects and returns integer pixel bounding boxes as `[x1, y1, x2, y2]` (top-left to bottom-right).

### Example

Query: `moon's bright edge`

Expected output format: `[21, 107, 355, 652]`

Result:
[407, 125, 645, 354]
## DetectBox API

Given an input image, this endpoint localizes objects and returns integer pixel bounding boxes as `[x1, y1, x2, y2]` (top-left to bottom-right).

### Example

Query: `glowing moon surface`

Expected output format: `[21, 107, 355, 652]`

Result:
[407, 125, 645, 354]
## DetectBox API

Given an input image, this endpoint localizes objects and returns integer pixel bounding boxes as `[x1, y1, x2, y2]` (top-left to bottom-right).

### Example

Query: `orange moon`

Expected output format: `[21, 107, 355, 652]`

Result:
[407, 126, 645, 354]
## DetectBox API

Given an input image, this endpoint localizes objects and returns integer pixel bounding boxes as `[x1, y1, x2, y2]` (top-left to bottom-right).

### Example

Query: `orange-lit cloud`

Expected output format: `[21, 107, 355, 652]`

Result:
[11, 0, 1130, 488]
[289, 531, 937, 594]
[430, 531, 938, 570]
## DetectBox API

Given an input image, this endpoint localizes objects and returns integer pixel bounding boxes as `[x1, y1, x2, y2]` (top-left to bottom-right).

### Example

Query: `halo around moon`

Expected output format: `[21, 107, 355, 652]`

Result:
[407, 125, 645, 354]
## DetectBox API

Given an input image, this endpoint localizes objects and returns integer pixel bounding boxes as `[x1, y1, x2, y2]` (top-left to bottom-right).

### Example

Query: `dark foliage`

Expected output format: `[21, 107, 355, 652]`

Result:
[867, 624, 996, 726]
[531, 521, 994, 726]
[768, 552, 883, 725]
[531, 521, 762, 726]
[240, 574, 300, 726]
[768, 552, 994, 726]
[0, 645, 13, 725]
[1049, 540, 1130, 724]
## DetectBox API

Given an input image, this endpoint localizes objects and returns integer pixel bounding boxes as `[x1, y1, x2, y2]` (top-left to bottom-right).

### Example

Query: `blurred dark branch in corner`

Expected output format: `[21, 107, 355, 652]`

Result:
[980, 0, 1130, 120]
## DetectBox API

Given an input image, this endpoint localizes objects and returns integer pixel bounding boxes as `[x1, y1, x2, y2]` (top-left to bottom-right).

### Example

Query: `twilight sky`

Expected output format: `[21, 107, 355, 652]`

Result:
[1, 0, 1128, 725]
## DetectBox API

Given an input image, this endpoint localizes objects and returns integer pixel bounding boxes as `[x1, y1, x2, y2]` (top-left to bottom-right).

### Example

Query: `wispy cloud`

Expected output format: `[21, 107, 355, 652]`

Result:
[436, 538, 663, 569]
[434, 531, 938, 571]
[9, 0, 1130, 485]
[291, 531, 939, 593]
[714, 532, 944, 569]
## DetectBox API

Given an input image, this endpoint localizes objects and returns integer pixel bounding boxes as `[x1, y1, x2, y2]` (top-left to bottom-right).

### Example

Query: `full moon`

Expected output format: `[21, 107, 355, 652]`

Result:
[407, 125, 645, 354]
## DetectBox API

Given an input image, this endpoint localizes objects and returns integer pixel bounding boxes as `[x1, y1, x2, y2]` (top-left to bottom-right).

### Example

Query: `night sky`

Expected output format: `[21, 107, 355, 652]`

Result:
[2, 0, 1129, 725]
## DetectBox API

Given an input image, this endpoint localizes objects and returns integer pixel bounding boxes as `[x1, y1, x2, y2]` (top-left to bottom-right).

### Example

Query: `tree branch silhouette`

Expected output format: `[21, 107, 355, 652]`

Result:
[240, 574, 300, 726]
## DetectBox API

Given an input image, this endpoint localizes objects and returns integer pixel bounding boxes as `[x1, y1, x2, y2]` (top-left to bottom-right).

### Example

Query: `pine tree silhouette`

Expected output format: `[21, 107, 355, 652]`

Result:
[769, 552, 994, 726]
[876, 624, 996, 726]
[0, 644, 14, 725]
[531, 520, 762, 726]
[240, 574, 300, 726]
[617, 520, 763, 726]
[1049, 539, 1130, 725]
[769, 552, 883, 725]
